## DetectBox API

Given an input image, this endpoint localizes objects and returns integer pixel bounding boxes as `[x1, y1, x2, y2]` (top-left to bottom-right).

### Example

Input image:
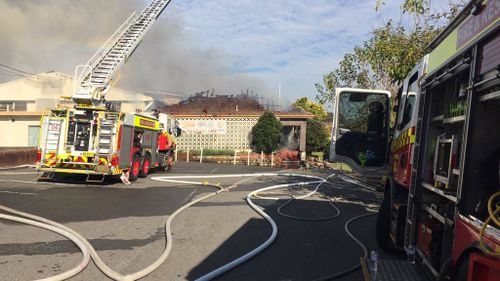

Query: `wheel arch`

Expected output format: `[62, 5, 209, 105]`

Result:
[451, 244, 483, 279]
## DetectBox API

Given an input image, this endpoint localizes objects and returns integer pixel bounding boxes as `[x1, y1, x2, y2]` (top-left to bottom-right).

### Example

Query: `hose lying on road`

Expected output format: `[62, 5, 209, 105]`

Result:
[0, 172, 378, 281]
[0, 180, 226, 281]
[0, 211, 90, 281]
[179, 172, 378, 281]
[312, 213, 377, 281]
[152, 173, 328, 281]
[0, 164, 36, 170]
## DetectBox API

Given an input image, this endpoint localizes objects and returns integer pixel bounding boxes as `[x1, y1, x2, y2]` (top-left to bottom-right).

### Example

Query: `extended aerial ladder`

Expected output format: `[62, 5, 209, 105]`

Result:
[72, 0, 172, 106]
[37, 0, 179, 182]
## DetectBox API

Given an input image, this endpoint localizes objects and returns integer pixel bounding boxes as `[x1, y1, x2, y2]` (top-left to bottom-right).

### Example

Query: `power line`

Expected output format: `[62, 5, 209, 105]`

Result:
[0, 72, 23, 77]
[0, 63, 36, 76]
[0, 63, 73, 84]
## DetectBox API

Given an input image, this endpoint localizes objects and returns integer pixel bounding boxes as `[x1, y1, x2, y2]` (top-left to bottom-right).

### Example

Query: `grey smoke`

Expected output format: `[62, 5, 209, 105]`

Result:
[0, 0, 270, 99]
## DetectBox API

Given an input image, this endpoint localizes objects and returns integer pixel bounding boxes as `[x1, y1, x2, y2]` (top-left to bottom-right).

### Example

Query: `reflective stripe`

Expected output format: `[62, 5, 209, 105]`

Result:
[98, 158, 108, 165]
[391, 127, 416, 151]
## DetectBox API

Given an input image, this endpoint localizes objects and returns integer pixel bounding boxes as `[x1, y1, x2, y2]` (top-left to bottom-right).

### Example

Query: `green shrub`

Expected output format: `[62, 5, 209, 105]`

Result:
[251, 111, 282, 154]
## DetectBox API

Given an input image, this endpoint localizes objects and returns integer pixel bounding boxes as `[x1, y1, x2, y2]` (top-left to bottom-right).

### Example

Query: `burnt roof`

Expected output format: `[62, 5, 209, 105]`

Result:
[162, 94, 313, 118]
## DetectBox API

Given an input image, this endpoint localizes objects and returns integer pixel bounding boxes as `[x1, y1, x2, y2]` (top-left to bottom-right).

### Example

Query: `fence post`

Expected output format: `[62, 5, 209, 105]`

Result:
[200, 148, 203, 163]
[271, 152, 274, 167]
[233, 150, 237, 165]
[247, 150, 250, 166]
[186, 148, 190, 163]
[175, 148, 178, 163]
[260, 151, 264, 166]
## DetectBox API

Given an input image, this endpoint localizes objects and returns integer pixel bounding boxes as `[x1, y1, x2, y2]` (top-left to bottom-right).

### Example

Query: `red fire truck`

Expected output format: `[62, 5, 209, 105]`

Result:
[36, 0, 179, 183]
[37, 109, 178, 183]
[330, 0, 499, 280]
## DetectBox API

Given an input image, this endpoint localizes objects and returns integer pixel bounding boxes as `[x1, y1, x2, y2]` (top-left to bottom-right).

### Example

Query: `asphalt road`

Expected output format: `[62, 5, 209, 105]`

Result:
[0, 162, 404, 281]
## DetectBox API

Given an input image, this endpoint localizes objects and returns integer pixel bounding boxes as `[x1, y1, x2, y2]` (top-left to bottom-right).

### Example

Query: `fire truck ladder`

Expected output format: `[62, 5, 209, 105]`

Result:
[73, 0, 172, 104]
[403, 89, 427, 254]
[95, 117, 116, 164]
[86, 113, 119, 183]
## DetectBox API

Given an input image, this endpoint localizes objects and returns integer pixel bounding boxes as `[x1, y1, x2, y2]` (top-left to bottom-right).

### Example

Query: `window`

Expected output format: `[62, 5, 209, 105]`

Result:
[338, 92, 388, 134]
[399, 73, 418, 129]
[0, 101, 27, 112]
[401, 94, 416, 128]
[28, 125, 40, 147]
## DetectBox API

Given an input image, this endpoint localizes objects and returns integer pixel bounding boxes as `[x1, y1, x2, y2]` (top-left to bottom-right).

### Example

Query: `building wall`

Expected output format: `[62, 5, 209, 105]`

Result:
[176, 117, 259, 150]
[0, 116, 41, 147]
[0, 72, 153, 148]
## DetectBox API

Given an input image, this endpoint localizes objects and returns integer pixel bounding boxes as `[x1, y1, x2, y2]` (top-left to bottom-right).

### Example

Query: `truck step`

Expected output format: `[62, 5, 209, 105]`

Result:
[86, 174, 105, 184]
[361, 257, 430, 281]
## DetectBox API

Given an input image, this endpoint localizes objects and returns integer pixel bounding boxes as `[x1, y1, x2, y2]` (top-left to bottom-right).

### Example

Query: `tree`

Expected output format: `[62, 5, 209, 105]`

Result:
[306, 119, 329, 154]
[293, 97, 328, 121]
[251, 111, 282, 154]
[315, 0, 465, 107]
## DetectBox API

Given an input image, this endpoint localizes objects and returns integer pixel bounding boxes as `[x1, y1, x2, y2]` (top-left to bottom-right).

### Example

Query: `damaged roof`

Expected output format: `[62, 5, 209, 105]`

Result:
[162, 93, 313, 118]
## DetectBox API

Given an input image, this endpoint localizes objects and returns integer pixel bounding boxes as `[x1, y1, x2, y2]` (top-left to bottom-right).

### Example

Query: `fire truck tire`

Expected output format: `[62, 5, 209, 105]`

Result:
[376, 189, 391, 251]
[140, 154, 151, 178]
[129, 154, 141, 181]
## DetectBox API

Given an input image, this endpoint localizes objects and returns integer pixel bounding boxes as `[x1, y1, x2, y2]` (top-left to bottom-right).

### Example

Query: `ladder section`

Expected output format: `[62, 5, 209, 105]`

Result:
[403, 90, 427, 251]
[45, 119, 63, 152]
[95, 113, 118, 163]
[74, 0, 172, 103]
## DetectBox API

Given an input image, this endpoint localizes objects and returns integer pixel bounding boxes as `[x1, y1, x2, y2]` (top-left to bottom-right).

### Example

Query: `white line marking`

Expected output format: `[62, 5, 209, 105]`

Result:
[0, 172, 37, 175]
[0, 190, 36, 196]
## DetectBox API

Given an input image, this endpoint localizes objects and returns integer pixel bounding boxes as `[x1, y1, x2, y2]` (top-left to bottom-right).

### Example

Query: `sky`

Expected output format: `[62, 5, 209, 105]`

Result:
[167, 0, 402, 104]
[0, 0, 448, 106]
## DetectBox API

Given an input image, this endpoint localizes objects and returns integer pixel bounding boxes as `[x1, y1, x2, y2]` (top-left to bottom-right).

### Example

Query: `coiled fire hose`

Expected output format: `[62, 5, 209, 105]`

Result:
[479, 191, 500, 257]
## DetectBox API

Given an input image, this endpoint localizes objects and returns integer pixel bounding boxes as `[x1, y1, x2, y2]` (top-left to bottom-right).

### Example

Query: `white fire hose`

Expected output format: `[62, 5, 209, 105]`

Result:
[0, 172, 377, 281]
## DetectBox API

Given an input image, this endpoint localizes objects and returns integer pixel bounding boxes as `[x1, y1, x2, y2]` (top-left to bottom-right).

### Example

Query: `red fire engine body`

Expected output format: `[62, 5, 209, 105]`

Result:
[330, 1, 500, 280]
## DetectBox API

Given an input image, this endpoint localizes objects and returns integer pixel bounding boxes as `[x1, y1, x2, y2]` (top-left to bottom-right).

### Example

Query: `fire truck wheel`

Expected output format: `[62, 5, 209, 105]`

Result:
[376, 189, 392, 251]
[129, 154, 141, 181]
[140, 154, 151, 178]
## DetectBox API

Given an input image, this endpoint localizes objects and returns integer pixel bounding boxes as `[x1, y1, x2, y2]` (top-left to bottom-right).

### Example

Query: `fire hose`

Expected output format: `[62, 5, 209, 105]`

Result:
[0, 209, 90, 281]
[479, 191, 500, 257]
[0, 172, 377, 281]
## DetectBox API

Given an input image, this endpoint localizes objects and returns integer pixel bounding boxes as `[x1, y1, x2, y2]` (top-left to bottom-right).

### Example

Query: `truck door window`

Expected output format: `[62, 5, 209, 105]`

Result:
[401, 77, 418, 128]
[338, 93, 387, 135]
[401, 94, 416, 128]
[336, 92, 388, 167]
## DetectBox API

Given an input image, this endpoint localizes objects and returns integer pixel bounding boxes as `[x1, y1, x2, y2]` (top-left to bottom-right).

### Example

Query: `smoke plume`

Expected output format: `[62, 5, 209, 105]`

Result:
[0, 0, 270, 99]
